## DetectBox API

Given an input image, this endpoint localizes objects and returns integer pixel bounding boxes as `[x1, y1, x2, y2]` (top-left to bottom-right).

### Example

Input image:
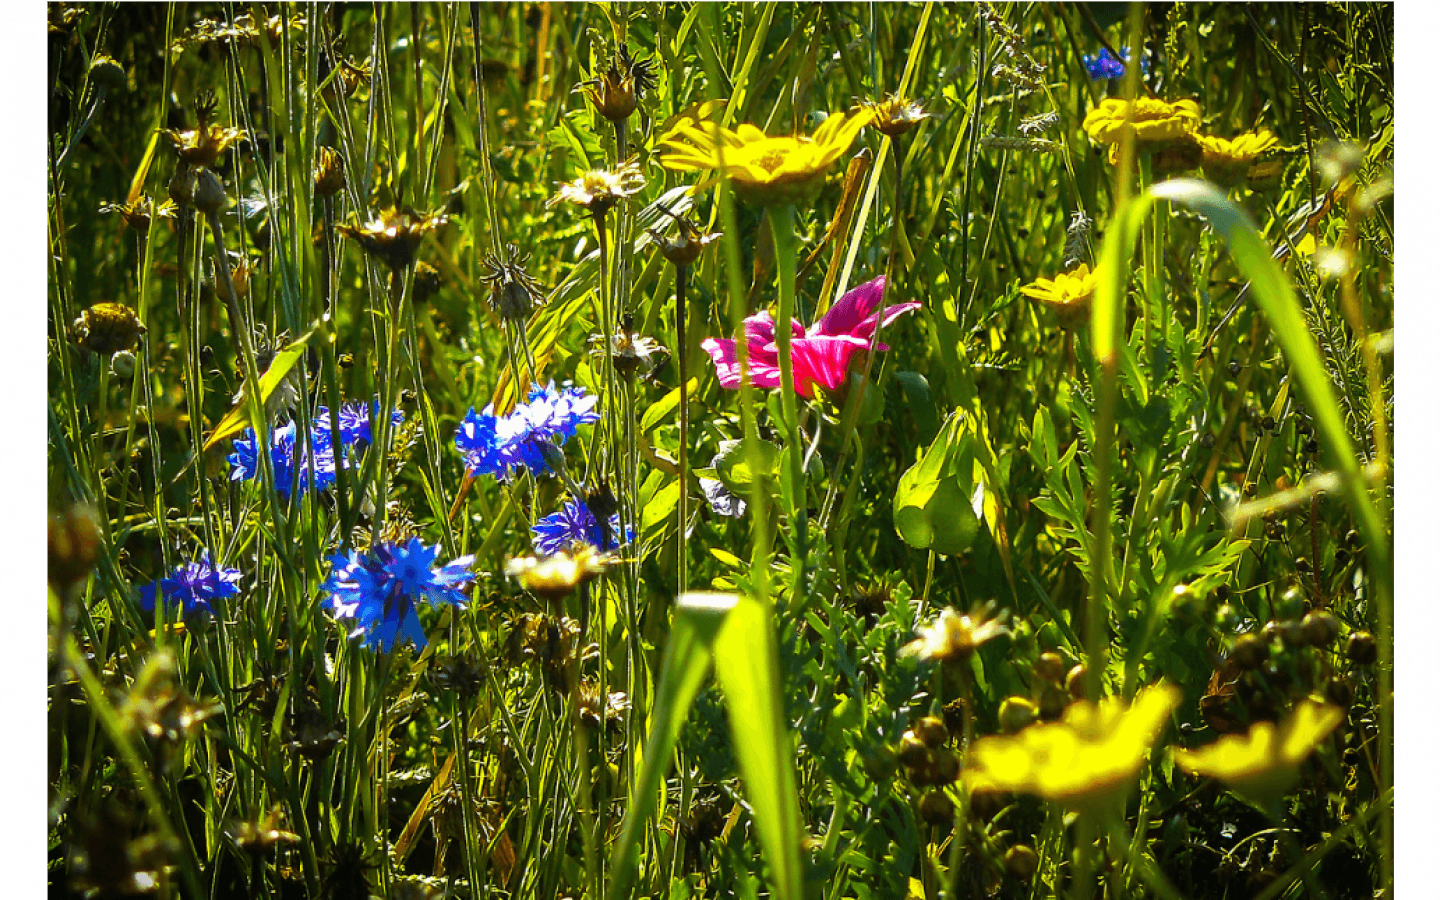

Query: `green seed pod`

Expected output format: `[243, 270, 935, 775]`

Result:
[1005, 845, 1040, 882]
[914, 716, 949, 749]
[1065, 664, 1087, 701]
[896, 732, 931, 770]
[1232, 633, 1269, 671]
[933, 749, 961, 784]
[1033, 651, 1066, 684]
[1302, 610, 1340, 647]
[88, 54, 126, 92]
[918, 790, 955, 827]
[998, 696, 1039, 733]
[1345, 631, 1377, 666]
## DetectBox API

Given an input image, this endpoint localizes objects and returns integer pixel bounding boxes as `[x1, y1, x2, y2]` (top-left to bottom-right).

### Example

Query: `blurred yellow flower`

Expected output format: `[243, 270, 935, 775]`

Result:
[657, 107, 872, 206]
[862, 94, 931, 139]
[1196, 130, 1280, 166]
[1171, 698, 1342, 804]
[964, 683, 1181, 813]
[1019, 262, 1103, 330]
[1198, 130, 1281, 187]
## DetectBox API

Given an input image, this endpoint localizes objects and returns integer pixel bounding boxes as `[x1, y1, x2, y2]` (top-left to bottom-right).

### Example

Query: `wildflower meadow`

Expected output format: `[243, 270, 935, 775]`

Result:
[45, 3, 1398, 899]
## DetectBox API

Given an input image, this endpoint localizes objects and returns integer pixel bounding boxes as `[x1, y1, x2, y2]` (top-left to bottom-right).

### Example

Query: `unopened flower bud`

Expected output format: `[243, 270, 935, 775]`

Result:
[933, 749, 960, 783]
[1034, 651, 1066, 683]
[1005, 845, 1040, 882]
[89, 54, 126, 91]
[191, 167, 228, 216]
[1231, 633, 1269, 670]
[1345, 631, 1377, 666]
[913, 716, 948, 748]
[110, 349, 136, 379]
[918, 790, 954, 826]
[896, 731, 931, 770]
[1302, 610, 1340, 647]
[998, 696, 1038, 733]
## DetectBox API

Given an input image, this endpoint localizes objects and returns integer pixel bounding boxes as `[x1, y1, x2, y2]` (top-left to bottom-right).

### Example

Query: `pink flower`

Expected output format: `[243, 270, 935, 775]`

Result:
[700, 276, 921, 399]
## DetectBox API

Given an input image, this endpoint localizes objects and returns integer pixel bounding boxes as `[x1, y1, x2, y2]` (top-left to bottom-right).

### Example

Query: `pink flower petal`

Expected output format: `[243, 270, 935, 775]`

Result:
[788, 336, 871, 398]
[814, 276, 887, 337]
[701, 337, 783, 390]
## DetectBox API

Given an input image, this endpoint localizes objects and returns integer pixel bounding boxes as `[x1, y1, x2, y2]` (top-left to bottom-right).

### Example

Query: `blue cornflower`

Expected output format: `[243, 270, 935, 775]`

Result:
[138, 552, 241, 618]
[320, 538, 476, 652]
[229, 400, 401, 499]
[1083, 47, 1146, 81]
[325, 400, 405, 448]
[455, 382, 599, 481]
[531, 497, 630, 555]
[228, 422, 337, 499]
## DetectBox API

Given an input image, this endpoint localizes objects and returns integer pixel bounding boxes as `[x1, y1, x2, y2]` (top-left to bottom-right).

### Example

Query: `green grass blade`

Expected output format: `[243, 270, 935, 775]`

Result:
[607, 592, 737, 900]
[713, 593, 805, 900]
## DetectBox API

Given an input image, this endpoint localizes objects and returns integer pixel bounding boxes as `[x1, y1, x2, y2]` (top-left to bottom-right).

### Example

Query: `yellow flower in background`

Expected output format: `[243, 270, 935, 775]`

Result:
[1171, 698, 1342, 804]
[1019, 262, 1103, 330]
[1196, 130, 1280, 166]
[901, 607, 1007, 664]
[1083, 97, 1202, 144]
[1198, 130, 1281, 187]
[657, 106, 873, 206]
[964, 683, 1181, 813]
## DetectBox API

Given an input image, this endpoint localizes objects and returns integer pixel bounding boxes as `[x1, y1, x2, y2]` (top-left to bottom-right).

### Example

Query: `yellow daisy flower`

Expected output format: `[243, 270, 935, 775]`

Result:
[657, 107, 873, 206]
[1019, 262, 1103, 330]
[1197, 130, 1282, 188]
[964, 683, 1181, 814]
[1083, 98, 1201, 167]
[1083, 97, 1202, 144]
[1171, 698, 1342, 804]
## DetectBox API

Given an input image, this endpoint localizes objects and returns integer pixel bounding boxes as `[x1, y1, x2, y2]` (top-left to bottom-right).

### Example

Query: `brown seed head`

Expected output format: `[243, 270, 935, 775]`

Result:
[862, 94, 931, 139]
[314, 146, 346, 197]
[72, 302, 146, 355]
[88, 54, 126, 92]
[578, 42, 657, 124]
[337, 206, 448, 271]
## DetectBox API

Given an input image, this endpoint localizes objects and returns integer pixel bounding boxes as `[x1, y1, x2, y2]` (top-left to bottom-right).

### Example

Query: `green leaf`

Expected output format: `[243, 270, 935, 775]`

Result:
[714, 438, 779, 494]
[202, 331, 313, 451]
[893, 411, 981, 555]
[607, 593, 735, 900]
[713, 593, 805, 900]
[640, 378, 699, 434]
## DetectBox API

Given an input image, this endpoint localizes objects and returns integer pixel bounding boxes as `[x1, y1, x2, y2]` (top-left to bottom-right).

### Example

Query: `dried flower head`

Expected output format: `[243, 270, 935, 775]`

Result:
[163, 95, 248, 168]
[590, 327, 667, 380]
[658, 106, 872, 206]
[314, 146, 346, 197]
[1019, 262, 1103, 330]
[646, 208, 721, 267]
[337, 206, 448, 271]
[412, 260, 443, 304]
[901, 606, 1007, 664]
[480, 244, 547, 321]
[863, 94, 931, 139]
[578, 42, 657, 124]
[48, 5, 85, 35]
[505, 545, 614, 602]
[285, 700, 346, 762]
[550, 161, 646, 216]
[429, 652, 487, 698]
[100, 195, 177, 233]
[578, 680, 630, 732]
[322, 55, 373, 104]
[72, 301, 146, 355]
[226, 807, 301, 857]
